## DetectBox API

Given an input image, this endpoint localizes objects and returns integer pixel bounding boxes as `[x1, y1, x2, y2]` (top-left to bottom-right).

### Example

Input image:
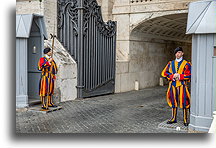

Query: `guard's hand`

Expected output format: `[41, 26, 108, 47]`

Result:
[174, 73, 180, 80]
[49, 58, 53, 62]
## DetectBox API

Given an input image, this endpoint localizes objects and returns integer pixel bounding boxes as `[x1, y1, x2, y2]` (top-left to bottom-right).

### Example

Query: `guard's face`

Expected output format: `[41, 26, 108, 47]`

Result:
[47, 50, 52, 56]
[175, 51, 184, 59]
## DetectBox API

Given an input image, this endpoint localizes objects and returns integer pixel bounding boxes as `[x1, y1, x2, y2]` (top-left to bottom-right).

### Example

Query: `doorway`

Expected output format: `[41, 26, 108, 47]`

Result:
[27, 19, 43, 105]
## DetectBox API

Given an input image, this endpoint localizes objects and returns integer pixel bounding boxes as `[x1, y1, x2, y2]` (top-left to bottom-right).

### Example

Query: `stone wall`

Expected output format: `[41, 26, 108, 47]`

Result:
[44, 0, 57, 37]
[16, 0, 44, 15]
[115, 30, 192, 93]
[16, 0, 57, 37]
[100, 0, 115, 22]
[113, 0, 197, 14]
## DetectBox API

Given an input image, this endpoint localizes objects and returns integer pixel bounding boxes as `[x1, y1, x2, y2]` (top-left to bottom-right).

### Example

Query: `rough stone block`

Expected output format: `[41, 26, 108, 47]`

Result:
[120, 72, 139, 92]
[113, 15, 130, 40]
[116, 40, 130, 60]
[114, 0, 130, 6]
[115, 74, 121, 93]
[129, 41, 148, 60]
[16, 1, 44, 15]
[138, 71, 160, 89]
[59, 79, 77, 102]
[112, 5, 130, 14]
[58, 64, 77, 79]
[116, 61, 129, 74]
[129, 59, 144, 73]
[120, 73, 131, 92]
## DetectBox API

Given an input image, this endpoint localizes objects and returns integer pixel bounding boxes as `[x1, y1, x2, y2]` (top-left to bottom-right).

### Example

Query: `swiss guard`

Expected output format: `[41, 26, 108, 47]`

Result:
[161, 47, 191, 126]
[38, 47, 58, 110]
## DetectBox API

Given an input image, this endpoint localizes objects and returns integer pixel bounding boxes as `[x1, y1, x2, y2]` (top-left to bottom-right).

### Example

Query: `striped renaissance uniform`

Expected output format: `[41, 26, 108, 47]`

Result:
[161, 59, 191, 108]
[38, 55, 58, 97]
[161, 58, 191, 125]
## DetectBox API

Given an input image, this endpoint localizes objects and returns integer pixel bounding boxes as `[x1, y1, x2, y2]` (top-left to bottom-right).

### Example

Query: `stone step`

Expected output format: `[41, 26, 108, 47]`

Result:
[158, 120, 188, 132]
[28, 105, 62, 114]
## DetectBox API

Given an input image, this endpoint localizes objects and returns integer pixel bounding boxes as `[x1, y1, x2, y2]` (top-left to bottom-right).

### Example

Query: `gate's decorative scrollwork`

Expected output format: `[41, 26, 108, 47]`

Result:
[57, 0, 117, 98]
[57, 0, 79, 60]
[57, 0, 78, 31]
[83, 0, 116, 37]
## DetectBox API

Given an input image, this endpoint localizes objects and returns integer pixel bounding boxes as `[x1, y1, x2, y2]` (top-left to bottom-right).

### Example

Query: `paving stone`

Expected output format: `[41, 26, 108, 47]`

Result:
[16, 86, 189, 133]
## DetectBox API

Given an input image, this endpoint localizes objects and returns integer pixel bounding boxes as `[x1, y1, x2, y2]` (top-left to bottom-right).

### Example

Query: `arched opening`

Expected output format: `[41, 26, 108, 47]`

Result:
[129, 13, 192, 89]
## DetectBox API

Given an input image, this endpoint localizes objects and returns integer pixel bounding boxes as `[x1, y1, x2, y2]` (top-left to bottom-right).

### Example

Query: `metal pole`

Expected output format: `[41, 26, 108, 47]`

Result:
[76, 0, 84, 98]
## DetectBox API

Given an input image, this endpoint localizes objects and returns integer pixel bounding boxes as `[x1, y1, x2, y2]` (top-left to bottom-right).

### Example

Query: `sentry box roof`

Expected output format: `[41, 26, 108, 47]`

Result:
[16, 14, 48, 39]
[186, 0, 216, 34]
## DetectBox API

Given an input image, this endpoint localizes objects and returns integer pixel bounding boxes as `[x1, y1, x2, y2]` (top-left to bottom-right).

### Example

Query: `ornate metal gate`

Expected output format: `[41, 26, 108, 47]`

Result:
[57, 0, 117, 98]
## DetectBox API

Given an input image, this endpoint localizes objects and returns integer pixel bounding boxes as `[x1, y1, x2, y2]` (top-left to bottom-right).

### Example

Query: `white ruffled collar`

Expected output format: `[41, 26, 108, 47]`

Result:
[175, 57, 183, 62]
[45, 55, 51, 59]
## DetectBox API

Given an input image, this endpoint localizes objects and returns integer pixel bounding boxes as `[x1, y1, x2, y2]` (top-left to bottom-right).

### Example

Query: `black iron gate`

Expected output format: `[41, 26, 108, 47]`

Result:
[57, 0, 117, 98]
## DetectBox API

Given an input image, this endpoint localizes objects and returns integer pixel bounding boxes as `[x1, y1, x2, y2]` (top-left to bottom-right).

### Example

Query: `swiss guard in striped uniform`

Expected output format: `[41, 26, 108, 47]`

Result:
[161, 47, 191, 126]
[38, 47, 58, 109]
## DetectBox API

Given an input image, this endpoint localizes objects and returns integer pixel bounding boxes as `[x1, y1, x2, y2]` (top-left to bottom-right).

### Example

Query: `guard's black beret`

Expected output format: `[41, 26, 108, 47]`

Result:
[43, 47, 51, 54]
[174, 47, 183, 54]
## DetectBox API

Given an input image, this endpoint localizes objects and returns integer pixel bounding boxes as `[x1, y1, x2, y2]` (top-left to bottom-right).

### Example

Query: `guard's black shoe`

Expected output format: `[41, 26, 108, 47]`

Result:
[167, 120, 177, 124]
[41, 106, 48, 110]
[184, 123, 189, 126]
[48, 103, 58, 107]
[41, 104, 48, 109]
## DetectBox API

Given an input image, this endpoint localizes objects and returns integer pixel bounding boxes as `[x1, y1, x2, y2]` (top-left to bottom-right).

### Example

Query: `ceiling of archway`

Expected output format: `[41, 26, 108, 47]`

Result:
[132, 13, 192, 43]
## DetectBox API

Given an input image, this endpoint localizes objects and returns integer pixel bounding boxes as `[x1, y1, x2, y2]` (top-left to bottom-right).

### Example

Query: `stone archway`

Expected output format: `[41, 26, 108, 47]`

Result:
[115, 12, 192, 93]
[131, 13, 191, 43]
[129, 13, 192, 90]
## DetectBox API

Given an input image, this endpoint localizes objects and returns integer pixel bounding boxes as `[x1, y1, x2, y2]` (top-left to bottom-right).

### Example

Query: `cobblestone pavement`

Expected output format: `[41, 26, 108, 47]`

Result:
[16, 86, 189, 133]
